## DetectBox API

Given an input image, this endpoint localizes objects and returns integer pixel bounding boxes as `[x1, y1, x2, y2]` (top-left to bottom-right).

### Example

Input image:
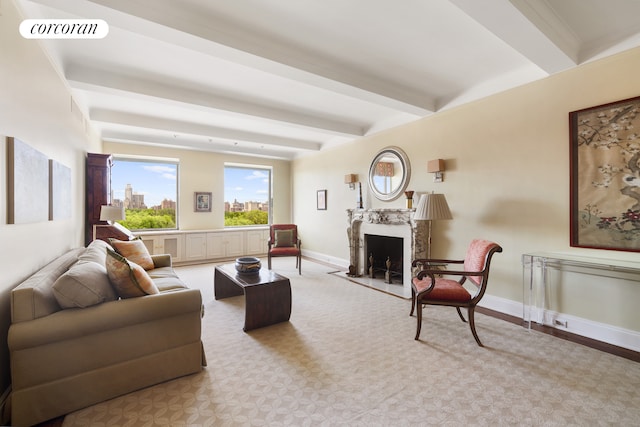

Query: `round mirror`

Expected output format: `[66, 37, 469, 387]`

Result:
[368, 146, 411, 201]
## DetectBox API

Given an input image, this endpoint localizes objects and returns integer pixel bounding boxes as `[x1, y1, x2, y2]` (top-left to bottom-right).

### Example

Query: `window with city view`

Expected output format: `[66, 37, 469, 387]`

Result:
[111, 157, 178, 231]
[224, 164, 271, 226]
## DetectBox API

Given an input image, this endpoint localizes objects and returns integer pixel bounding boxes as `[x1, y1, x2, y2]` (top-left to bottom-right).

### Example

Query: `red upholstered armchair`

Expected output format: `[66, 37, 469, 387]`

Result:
[268, 224, 301, 274]
[410, 239, 502, 346]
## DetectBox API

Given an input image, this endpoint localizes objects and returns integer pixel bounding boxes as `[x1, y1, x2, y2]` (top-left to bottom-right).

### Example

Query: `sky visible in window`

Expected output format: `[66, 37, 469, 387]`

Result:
[112, 160, 177, 207]
[111, 161, 269, 207]
[225, 167, 270, 204]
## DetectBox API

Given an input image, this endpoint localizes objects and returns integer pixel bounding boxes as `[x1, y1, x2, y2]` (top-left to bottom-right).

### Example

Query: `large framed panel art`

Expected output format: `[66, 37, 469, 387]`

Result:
[49, 159, 72, 220]
[7, 137, 49, 224]
[570, 95, 640, 252]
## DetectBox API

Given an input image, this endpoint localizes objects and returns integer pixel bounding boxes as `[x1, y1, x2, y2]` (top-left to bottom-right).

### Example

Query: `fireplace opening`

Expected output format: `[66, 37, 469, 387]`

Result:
[364, 234, 403, 284]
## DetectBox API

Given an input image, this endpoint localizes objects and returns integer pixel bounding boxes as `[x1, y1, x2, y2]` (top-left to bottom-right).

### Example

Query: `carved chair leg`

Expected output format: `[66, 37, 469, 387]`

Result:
[268, 255, 272, 270]
[414, 300, 423, 340]
[298, 255, 301, 275]
[410, 288, 416, 316]
[456, 307, 467, 323]
[468, 307, 483, 347]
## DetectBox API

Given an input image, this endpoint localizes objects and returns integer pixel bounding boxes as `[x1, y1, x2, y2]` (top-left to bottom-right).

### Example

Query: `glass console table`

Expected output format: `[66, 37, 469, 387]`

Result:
[522, 252, 640, 329]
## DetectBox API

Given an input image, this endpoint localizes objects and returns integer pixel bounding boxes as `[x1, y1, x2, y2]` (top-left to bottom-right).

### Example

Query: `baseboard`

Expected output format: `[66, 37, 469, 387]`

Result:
[480, 294, 640, 353]
[478, 294, 523, 318]
[0, 386, 11, 426]
[301, 250, 349, 270]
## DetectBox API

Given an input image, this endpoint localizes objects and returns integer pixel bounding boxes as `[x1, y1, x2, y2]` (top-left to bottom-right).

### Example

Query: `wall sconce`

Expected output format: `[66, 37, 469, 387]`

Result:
[427, 159, 445, 182]
[344, 174, 358, 190]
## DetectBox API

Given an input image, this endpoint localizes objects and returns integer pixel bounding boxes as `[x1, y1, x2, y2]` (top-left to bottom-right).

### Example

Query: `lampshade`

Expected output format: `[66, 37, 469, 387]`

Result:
[344, 174, 358, 184]
[374, 162, 394, 177]
[414, 193, 452, 221]
[99, 205, 125, 222]
[427, 159, 445, 173]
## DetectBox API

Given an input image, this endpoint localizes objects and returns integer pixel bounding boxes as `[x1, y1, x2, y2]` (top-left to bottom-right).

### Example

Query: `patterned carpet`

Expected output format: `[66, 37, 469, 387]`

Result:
[62, 259, 640, 426]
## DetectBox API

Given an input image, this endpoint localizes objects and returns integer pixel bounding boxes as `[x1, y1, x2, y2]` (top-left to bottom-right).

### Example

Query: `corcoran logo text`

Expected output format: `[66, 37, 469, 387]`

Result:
[20, 19, 109, 39]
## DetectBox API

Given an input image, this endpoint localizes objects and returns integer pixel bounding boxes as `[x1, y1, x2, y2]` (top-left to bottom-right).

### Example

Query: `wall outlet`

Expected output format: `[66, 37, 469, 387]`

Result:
[554, 319, 568, 328]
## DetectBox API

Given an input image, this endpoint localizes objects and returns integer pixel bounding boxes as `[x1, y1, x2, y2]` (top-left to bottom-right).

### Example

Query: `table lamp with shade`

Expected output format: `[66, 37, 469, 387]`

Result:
[93, 205, 126, 241]
[414, 193, 452, 258]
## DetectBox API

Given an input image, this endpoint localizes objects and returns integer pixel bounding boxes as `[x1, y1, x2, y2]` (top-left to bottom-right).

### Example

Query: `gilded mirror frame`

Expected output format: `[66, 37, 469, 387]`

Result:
[368, 146, 411, 201]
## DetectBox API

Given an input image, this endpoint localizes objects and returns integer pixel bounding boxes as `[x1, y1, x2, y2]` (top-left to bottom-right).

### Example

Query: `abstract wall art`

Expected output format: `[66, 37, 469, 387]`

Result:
[49, 159, 71, 220]
[7, 137, 49, 224]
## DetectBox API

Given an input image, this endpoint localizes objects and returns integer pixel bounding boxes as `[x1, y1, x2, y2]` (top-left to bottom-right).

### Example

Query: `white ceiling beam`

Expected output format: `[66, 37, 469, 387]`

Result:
[91, 109, 322, 152]
[67, 65, 363, 137]
[28, 0, 434, 115]
[101, 131, 297, 160]
[450, 0, 577, 74]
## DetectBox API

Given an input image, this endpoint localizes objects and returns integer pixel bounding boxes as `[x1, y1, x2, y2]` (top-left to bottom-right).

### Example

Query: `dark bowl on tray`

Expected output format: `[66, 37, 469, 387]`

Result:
[235, 257, 261, 275]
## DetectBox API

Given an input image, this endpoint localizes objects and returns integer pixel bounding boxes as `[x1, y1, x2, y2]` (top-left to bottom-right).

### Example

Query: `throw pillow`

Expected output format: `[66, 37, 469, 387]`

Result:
[79, 239, 113, 265]
[274, 229, 294, 247]
[105, 248, 159, 298]
[52, 261, 117, 309]
[109, 238, 154, 270]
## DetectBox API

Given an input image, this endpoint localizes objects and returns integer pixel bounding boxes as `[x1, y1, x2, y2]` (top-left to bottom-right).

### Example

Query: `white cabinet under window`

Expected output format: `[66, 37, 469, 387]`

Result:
[138, 228, 267, 264]
[245, 229, 269, 255]
[206, 231, 243, 259]
[139, 233, 184, 262]
[184, 233, 207, 262]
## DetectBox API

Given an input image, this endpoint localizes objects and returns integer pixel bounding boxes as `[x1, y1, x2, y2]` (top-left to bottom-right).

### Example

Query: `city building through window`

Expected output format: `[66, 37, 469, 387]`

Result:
[224, 164, 271, 227]
[111, 157, 179, 230]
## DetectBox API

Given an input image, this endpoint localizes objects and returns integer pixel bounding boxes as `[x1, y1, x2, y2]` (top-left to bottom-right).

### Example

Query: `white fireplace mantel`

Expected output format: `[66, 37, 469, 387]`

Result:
[346, 208, 429, 297]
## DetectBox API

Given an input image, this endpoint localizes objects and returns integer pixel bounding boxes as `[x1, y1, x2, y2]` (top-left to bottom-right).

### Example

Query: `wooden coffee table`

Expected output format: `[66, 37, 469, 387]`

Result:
[214, 263, 291, 332]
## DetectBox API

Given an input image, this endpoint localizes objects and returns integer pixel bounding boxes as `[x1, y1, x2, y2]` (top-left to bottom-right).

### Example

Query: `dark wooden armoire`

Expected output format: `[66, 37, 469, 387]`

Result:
[85, 153, 134, 245]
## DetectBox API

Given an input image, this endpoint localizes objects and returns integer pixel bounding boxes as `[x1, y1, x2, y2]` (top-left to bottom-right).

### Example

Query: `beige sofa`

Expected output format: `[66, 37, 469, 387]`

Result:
[8, 239, 206, 427]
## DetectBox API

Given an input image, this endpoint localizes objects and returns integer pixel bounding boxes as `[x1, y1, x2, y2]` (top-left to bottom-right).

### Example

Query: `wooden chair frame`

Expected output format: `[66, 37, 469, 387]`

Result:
[267, 224, 302, 275]
[410, 241, 502, 346]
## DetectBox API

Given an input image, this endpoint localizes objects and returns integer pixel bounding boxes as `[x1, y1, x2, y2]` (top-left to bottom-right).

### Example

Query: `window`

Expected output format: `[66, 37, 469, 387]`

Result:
[111, 157, 179, 231]
[224, 164, 271, 226]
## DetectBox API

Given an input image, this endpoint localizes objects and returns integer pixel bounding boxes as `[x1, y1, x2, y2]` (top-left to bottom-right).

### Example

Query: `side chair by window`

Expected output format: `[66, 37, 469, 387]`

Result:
[268, 224, 301, 274]
[410, 239, 503, 347]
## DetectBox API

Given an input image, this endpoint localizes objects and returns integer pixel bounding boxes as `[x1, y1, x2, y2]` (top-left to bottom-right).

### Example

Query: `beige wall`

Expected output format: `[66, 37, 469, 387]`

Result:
[103, 143, 292, 229]
[293, 47, 640, 333]
[0, 0, 102, 403]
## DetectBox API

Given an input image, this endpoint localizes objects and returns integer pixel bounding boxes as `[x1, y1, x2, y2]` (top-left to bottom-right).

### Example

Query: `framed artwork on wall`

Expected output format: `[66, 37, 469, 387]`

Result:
[7, 137, 49, 224]
[317, 190, 327, 210]
[194, 192, 212, 212]
[569, 95, 640, 252]
[49, 159, 71, 220]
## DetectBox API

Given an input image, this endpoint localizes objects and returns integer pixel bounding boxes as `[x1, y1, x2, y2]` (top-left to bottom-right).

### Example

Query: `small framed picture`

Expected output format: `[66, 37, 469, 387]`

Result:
[194, 192, 212, 212]
[317, 190, 327, 210]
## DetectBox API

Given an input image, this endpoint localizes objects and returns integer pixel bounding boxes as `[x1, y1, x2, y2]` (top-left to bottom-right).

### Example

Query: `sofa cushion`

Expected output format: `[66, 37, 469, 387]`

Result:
[106, 248, 159, 298]
[52, 261, 117, 308]
[78, 239, 113, 265]
[145, 266, 175, 279]
[109, 238, 154, 270]
[146, 267, 188, 292]
[10, 248, 85, 323]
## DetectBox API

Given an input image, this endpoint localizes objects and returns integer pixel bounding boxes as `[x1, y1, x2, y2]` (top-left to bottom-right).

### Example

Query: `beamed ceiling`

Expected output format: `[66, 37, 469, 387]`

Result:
[15, 0, 640, 159]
